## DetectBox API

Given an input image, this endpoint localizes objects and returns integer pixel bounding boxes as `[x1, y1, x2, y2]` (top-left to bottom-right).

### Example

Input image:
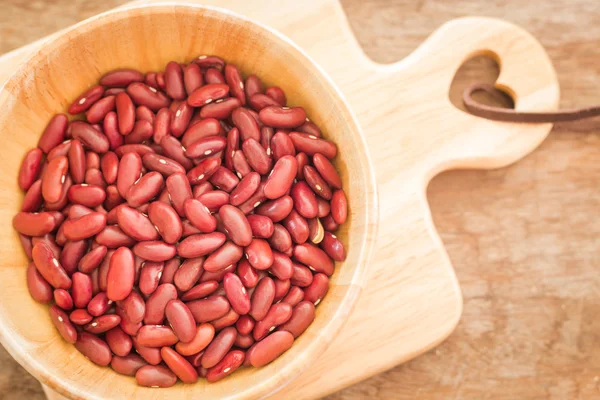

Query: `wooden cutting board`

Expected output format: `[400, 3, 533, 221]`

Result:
[0, 0, 559, 398]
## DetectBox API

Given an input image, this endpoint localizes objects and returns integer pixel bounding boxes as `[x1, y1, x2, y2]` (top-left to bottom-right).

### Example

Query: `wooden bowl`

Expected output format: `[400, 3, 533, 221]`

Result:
[0, 3, 377, 399]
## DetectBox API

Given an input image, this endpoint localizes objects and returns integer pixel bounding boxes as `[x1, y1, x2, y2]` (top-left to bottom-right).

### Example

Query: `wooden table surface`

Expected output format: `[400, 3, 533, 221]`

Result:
[2, 1, 599, 399]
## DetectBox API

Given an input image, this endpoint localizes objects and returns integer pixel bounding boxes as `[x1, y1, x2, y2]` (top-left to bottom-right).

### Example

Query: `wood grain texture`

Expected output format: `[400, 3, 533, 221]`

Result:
[0, 1, 597, 400]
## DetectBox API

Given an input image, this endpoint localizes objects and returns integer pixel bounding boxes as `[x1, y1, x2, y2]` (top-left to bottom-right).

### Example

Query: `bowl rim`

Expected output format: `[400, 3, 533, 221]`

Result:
[0, 2, 379, 399]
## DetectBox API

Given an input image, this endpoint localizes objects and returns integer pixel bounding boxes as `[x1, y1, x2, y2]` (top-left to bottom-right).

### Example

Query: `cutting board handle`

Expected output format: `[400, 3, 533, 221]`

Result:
[361, 16, 559, 182]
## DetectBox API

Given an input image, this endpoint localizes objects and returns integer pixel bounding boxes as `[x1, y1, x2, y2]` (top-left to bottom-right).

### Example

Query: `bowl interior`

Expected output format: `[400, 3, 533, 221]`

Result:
[0, 4, 376, 399]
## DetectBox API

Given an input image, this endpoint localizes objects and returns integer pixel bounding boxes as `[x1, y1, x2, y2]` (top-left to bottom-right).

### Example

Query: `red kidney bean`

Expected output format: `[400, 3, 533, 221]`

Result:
[234, 316, 254, 337]
[105, 247, 135, 301]
[53, 289, 73, 310]
[100, 152, 118, 185]
[70, 308, 93, 325]
[117, 291, 145, 324]
[331, 189, 348, 225]
[160, 347, 198, 383]
[85, 95, 115, 124]
[187, 295, 230, 323]
[245, 74, 263, 98]
[63, 212, 107, 241]
[32, 235, 61, 259]
[127, 82, 170, 111]
[112, 354, 147, 376]
[183, 63, 203, 95]
[156, 72, 166, 91]
[321, 231, 346, 261]
[291, 181, 318, 219]
[165, 299, 196, 343]
[200, 263, 235, 283]
[136, 364, 177, 387]
[187, 157, 221, 185]
[188, 83, 229, 107]
[42, 155, 68, 203]
[211, 306, 239, 331]
[138, 261, 164, 295]
[165, 172, 193, 216]
[181, 118, 223, 148]
[13, 212, 55, 237]
[144, 202, 181, 244]
[237, 259, 259, 288]
[246, 215, 273, 239]
[208, 167, 239, 193]
[143, 283, 177, 324]
[171, 102, 194, 137]
[136, 106, 155, 124]
[228, 172, 258, 207]
[175, 323, 215, 356]
[152, 108, 172, 145]
[312, 153, 341, 188]
[259, 106, 306, 129]
[142, 153, 185, 177]
[103, 112, 124, 150]
[204, 67, 226, 84]
[219, 205, 252, 246]
[249, 277, 275, 321]
[183, 199, 216, 233]
[164, 61, 186, 100]
[271, 131, 296, 160]
[308, 217, 325, 244]
[19, 148, 43, 191]
[269, 224, 292, 252]
[203, 242, 243, 272]
[85, 168, 107, 188]
[38, 114, 68, 153]
[145, 72, 159, 89]
[295, 152, 308, 180]
[137, 324, 179, 347]
[291, 263, 313, 287]
[185, 136, 226, 159]
[125, 119, 154, 144]
[198, 190, 230, 213]
[113, 92, 135, 135]
[289, 132, 337, 159]
[321, 214, 339, 232]
[232, 107, 260, 142]
[97, 249, 114, 291]
[254, 197, 292, 224]
[297, 120, 322, 137]
[71, 121, 110, 153]
[68, 204, 92, 219]
[206, 349, 244, 382]
[67, 271, 92, 309]
[201, 326, 236, 369]
[49, 305, 77, 344]
[84, 314, 121, 334]
[245, 239, 273, 271]
[282, 286, 304, 307]
[235, 334, 255, 350]
[181, 280, 218, 301]
[177, 232, 226, 259]
[200, 97, 241, 120]
[105, 326, 133, 357]
[78, 244, 106, 273]
[294, 243, 334, 276]
[20, 234, 34, 259]
[303, 273, 329, 306]
[67, 184, 106, 208]
[249, 330, 294, 368]
[32, 242, 71, 289]
[116, 152, 142, 198]
[47, 140, 71, 160]
[133, 241, 176, 262]
[27, 262, 53, 303]
[304, 165, 333, 200]
[249, 93, 280, 111]
[181, 220, 202, 237]
[242, 138, 271, 175]
[69, 86, 104, 114]
[174, 257, 204, 292]
[95, 225, 135, 248]
[253, 302, 292, 340]
[114, 144, 156, 158]
[21, 179, 43, 212]
[132, 336, 162, 366]
[104, 186, 125, 213]
[126, 171, 163, 208]
[232, 149, 252, 179]
[264, 155, 297, 200]
[265, 86, 286, 106]
[270, 251, 293, 280]
[223, 272, 250, 314]
[274, 278, 291, 302]
[283, 209, 309, 244]
[87, 292, 111, 316]
[75, 332, 112, 366]
[101, 69, 144, 87]
[224, 64, 245, 105]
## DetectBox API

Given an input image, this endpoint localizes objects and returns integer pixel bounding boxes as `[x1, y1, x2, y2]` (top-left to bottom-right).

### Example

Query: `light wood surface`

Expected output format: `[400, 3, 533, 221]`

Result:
[3, 1, 598, 400]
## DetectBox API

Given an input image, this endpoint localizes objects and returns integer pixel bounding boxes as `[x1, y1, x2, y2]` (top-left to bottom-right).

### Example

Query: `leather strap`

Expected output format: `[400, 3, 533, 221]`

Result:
[463, 83, 600, 123]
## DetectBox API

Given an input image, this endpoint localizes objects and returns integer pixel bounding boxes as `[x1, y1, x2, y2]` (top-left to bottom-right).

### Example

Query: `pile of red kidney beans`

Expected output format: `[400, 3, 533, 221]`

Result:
[13, 55, 348, 387]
